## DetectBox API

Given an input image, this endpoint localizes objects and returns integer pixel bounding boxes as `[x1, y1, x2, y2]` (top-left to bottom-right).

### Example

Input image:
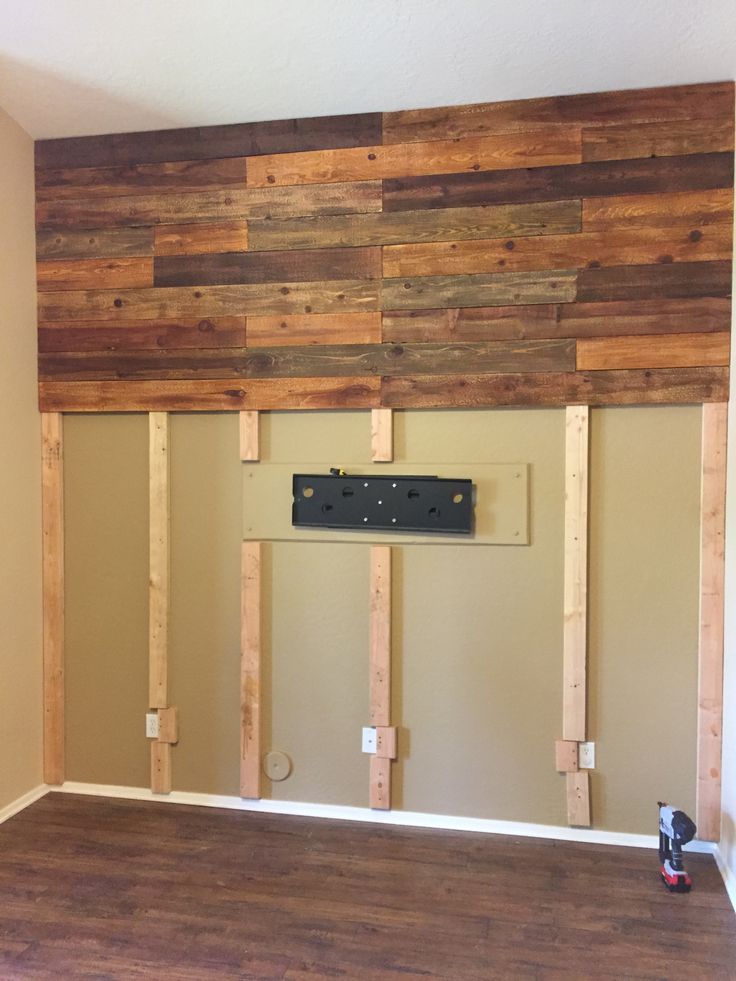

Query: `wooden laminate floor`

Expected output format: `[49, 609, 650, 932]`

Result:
[0, 794, 734, 980]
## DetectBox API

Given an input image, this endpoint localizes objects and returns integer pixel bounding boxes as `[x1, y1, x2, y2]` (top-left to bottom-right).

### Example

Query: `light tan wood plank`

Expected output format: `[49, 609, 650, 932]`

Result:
[370, 755, 392, 810]
[563, 406, 589, 744]
[151, 742, 172, 795]
[555, 740, 579, 773]
[247, 312, 382, 346]
[375, 726, 398, 760]
[42, 412, 64, 785]
[371, 408, 393, 462]
[241, 540, 262, 799]
[582, 188, 733, 231]
[154, 220, 248, 256]
[370, 545, 392, 727]
[157, 707, 179, 745]
[37, 257, 153, 292]
[149, 412, 170, 711]
[239, 411, 260, 462]
[577, 332, 730, 371]
[697, 402, 728, 842]
[566, 770, 591, 826]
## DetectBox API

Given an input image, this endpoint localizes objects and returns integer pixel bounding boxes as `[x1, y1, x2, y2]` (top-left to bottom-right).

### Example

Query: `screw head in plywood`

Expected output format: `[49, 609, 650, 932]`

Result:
[264, 750, 292, 782]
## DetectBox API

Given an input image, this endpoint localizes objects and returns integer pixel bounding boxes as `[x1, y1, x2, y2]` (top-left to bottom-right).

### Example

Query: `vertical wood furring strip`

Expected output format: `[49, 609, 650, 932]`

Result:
[371, 408, 394, 462]
[696, 401, 727, 842]
[149, 411, 171, 793]
[42, 412, 65, 785]
[241, 540, 263, 798]
[369, 545, 392, 809]
[240, 410, 260, 461]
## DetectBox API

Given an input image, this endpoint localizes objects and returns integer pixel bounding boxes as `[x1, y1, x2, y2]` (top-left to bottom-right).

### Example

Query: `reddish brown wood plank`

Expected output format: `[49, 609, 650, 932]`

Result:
[35, 112, 383, 169]
[380, 367, 729, 408]
[382, 153, 734, 212]
[557, 297, 732, 338]
[38, 377, 381, 411]
[381, 270, 577, 311]
[383, 224, 732, 278]
[154, 247, 381, 287]
[153, 221, 248, 256]
[37, 280, 380, 322]
[247, 312, 381, 346]
[36, 227, 154, 260]
[37, 257, 153, 292]
[576, 332, 730, 370]
[38, 317, 246, 353]
[582, 117, 735, 162]
[246, 130, 581, 187]
[36, 181, 382, 230]
[582, 187, 733, 230]
[383, 82, 735, 143]
[35, 157, 247, 201]
[576, 261, 732, 303]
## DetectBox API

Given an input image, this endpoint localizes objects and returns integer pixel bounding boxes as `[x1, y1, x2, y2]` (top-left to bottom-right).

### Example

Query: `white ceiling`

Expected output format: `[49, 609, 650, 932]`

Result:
[1, 0, 735, 140]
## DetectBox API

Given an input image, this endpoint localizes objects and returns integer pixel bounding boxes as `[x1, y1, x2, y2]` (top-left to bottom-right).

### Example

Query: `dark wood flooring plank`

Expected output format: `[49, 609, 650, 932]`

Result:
[35, 112, 383, 169]
[36, 257, 153, 292]
[381, 269, 577, 310]
[247, 312, 382, 346]
[576, 260, 732, 302]
[382, 153, 734, 211]
[36, 227, 154, 260]
[38, 317, 246, 353]
[154, 247, 381, 287]
[582, 116, 735, 162]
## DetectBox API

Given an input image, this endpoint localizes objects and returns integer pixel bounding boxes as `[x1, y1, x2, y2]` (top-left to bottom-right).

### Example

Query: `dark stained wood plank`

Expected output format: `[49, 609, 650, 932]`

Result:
[38, 339, 576, 381]
[383, 224, 733, 278]
[34, 112, 383, 169]
[38, 376, 380, 411]
[382, 153, 734, 211]
[582, 187, 733, 230]
[381, 270, 577, 311]
[248, 201, 581, 252]
[380, 366, 729, 408]
[576, 332, 730, 370]
[557, 297, 732, 338]
[582, 117, 735, 162]
[246, 129, 581, 186]
[154, 247, 381, 287]
[382, 305, 560, 342]
[36, 181, 382, 230]
[383, 82, 735, 143]
[36, 227, 154, 260]
[37, 257, 153, 292]
[247, 312, 382, 346]
[153, 221, 248, 256]
[576, 261, 732, 303]
[38, 317, 246, 353]
[35, 157, 247, 201]
[38, 280, 380, 322]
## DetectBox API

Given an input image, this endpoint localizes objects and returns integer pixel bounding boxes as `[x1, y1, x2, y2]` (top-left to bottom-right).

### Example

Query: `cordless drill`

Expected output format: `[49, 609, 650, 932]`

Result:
[658, 802, 696, 893]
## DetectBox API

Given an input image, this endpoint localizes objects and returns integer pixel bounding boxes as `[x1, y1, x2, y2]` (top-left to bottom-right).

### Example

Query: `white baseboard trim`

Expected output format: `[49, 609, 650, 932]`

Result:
[713, 845, 736, 913]
[0, 784, 49, 826]
[54, 781, 715, 855]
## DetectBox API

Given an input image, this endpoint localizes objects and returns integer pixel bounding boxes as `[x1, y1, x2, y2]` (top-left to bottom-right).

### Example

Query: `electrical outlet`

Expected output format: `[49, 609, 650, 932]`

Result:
[362, 727, 377, 754]
[145, 712, 160, 739]
[579, 742, 595, 769]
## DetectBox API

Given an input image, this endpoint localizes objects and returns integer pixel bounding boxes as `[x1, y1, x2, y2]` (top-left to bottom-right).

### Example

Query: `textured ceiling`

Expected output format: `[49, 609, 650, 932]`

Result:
[1, 0, 735, 139]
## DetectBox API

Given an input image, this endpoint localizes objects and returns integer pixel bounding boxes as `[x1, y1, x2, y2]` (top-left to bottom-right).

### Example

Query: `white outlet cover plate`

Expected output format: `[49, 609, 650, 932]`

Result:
[145, 712, 159, 738]
[362, 727, 377, 754]
[579, 742, 595, 769]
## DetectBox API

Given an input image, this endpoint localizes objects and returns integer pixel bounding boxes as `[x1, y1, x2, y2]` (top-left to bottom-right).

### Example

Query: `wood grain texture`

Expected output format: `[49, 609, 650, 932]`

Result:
[382, 270, 577, 310]
[39, 377, 381, 411]
[383, 154, 734, 212]
[577, 261, 732, 303]
[247, 311, 381, 346]
[239, 411, 260, 462]
[577, 332, 730, 371]
[37, 257, 153, 292]
[582, 117, 735, 162]
[382, 82, 735, 143]
[38, 317, 246, 353]
[555, 740, 579, 773]
[246, 130, 582, 187]
[36, 181, 383, 229]
[36, 227, 154, 260]
[557, 297, 732, 338]
[241, 541, 262, 799]
[382, 305, 560, 343]
[153, 221, 248, 256]
[248, 200, 582, 252]
[35, 111, 383, 168]
[157, 707, 179, 745]
[148, 412, 170, 712]
[566, 770, 591, 827]
[370, 546, 392, 728]
[582, 187, 733, 231]
[563, 406, 589, 745]
[370, 756, 392, 811]
[154, 247, 381, 287]
[371, 408, 393, 462]
[150, 742, 172, 795]
[41, 413, 64, 785]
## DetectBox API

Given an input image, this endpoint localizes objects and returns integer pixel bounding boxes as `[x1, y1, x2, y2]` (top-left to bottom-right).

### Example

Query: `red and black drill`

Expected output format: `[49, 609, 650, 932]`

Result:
[658, 802, 696, 893]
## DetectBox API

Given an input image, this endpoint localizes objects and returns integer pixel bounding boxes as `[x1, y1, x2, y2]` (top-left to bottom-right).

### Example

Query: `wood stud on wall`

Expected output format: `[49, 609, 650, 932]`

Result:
[241, 540, 263, 799]
[369, 545, 395, 809]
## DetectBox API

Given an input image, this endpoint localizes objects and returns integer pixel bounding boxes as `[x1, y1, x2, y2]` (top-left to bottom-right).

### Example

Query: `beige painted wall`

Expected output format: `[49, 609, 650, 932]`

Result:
[0, 104, 43, 809]
[64, 406, 701, 834]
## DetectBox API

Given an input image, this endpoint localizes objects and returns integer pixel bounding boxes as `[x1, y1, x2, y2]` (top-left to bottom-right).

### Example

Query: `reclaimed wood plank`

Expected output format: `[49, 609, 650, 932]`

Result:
[38, 280, 380, 322]
[582, 117, 735, 162]
[582, 187, 733, 231]
[36, 181, 383, 230]
[382, 153, 734, 212]
[576, 261, 732, 303]
[567, 770, 591, 827]
[383, 224, 732, 278]
[149, 412, 170, 711]
[241, 541, 263, 799]
[577, 332, 730, 371]
[382, 82, 735, 143]
[381, 270, 577, 311]
[37, 257, 153, 292]
[153, 220, 248, 256]
[697, 402, 728, 841]
[239, 411, 260, 462]
[35, 112, 384, 168]
[41, 413, 64, 785]
[563, 406, 589, 744]
[557, 297, 731, 338]
[35, 156, 247, 201]
[36, 227, 154, 260]
[246, 130, 582, 187]
[371, 408, 393, 462]
[39, 376, 381, 412]
[379, 366, 729, 409]
[382, 305, 559, 343]
[247, 312, 381, 346]
[247, 200, 582, 251]
[154, 247, 382, 287]
[38, 317, 246, 353]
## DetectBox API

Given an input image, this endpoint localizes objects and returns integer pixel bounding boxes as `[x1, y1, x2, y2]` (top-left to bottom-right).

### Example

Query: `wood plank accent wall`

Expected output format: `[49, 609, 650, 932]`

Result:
[35, 82, 733, 412]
